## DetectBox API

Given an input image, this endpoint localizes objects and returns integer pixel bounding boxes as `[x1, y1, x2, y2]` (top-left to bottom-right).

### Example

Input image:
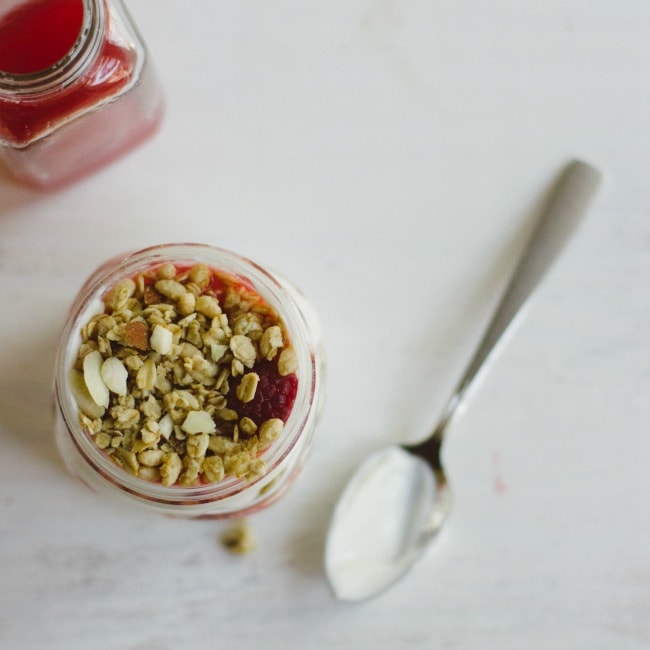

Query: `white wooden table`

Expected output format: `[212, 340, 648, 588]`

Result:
[1, 1, 647, 648]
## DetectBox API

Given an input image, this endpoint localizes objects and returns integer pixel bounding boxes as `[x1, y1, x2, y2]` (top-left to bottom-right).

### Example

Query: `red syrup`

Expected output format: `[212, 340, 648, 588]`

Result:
[0, 0, 85, 75]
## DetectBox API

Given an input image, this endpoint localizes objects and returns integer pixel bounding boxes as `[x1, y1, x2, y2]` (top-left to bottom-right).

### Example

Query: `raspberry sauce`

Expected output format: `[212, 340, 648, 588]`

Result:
[233, 360, 299, 423]
[0, 0, 85, 74]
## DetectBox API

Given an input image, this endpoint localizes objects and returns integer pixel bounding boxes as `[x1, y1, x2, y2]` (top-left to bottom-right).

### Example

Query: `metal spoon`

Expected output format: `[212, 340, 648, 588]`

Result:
[324, 160, 602, 602]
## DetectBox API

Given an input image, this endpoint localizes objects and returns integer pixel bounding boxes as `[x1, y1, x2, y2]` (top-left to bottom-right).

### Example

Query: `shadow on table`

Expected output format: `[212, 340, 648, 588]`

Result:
[0, 166, 62, 469]
[0, 326, 62, 471]
[0, 165, 49, 218]
[285, 499, 337, 581]
[282, 442, 373, 583]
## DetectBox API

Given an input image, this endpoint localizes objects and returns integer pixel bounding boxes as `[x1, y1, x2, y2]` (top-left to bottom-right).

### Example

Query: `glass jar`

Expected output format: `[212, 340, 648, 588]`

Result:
[0, 0, 163, 190]
[54, 244, 325, 518]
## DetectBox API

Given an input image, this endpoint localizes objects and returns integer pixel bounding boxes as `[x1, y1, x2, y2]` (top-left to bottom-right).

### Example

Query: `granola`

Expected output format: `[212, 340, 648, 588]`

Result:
[71, 261, 298, 487]
[221, 518, 256, 555]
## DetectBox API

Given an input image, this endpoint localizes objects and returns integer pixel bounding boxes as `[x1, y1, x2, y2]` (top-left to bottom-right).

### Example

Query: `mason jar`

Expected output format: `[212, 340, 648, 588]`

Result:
[54, 243, 325, 518]
[0, 0, 163, 189]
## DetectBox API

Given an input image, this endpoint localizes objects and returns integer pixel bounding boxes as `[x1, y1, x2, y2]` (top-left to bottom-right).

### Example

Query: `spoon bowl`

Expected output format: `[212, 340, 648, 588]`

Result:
[325, 160, 602, 601]
[325, 445, 450, 601]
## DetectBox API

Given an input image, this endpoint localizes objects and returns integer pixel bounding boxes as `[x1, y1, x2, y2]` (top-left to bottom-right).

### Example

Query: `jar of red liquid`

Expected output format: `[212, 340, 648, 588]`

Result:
[0, 0, 163, 189]
[53, 244, 325, 518]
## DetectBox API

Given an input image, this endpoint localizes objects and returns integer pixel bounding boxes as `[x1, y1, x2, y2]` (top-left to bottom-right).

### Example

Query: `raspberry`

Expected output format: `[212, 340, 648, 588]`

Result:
[232, 360, 298, 423]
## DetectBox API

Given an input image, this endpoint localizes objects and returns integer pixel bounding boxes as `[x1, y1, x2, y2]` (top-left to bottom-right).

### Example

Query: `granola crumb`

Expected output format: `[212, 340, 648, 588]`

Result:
[221, 518, 256, 555]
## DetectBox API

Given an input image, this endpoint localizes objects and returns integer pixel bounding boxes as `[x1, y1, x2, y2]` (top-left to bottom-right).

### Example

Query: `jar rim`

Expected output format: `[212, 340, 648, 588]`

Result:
[0, 0, 104, 96]
[54, 243, 320, 508]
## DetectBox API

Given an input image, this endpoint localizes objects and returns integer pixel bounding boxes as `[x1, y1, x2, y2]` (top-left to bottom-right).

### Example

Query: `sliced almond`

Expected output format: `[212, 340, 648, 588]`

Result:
[181, 410, 217, 435]
[82, 350, 109, 408]
[100, 357, 128, 395]
[150, 324, 173, 355]
[124, 320, 149, 350]
[159, 413, 174, 440]
[70, 369, 105, 419]
[208, 342, 228, 363]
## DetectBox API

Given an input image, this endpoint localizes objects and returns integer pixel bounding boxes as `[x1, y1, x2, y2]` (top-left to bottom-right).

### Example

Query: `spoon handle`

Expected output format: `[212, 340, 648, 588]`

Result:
[435, 160, 602, 440]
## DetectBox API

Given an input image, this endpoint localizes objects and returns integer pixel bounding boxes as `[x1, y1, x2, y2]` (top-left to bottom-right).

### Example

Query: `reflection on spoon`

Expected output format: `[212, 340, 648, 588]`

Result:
[325, 160, 602, 602]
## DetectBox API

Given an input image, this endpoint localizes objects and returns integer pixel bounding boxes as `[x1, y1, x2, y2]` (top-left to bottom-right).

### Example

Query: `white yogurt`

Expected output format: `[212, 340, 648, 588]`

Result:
[325, 446, 437, 601]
